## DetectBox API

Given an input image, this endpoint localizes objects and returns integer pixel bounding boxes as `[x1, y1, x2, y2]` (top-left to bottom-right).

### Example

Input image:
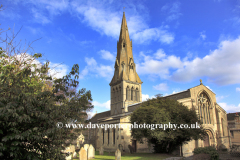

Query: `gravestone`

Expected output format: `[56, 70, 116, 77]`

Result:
[99, 146, 104, 155]
[88, 144, 95, 159]
[79, 147, 87, 160]
[73, 152, 77, 158]
[84, 144, 89, 152]
[115, 149, 121, 160]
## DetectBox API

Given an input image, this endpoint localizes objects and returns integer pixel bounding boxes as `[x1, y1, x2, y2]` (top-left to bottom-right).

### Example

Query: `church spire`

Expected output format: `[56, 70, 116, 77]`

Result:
[119, 12, 131, 44]
[110, 12, 142, 86]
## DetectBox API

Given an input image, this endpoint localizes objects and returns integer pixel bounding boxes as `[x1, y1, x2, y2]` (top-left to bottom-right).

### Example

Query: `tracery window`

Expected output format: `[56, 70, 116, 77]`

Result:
[198, 92, 211, 124]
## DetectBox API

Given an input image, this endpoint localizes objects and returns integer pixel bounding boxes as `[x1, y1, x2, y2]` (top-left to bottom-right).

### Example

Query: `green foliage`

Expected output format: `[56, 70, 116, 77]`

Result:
[130, 97, 207, 153]
[193, 146, 219, 160]
[0, 33, 93, 159]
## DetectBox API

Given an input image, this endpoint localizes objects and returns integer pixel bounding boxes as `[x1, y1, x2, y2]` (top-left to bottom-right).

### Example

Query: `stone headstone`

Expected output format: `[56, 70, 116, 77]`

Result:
[84, 144, 89, 152]
[99, 146, 104, 155]
[79, 147, 87, 160]
[73, 152, 77, 158]
[115, 149, 121, 160]
[88, 144, 95, 159]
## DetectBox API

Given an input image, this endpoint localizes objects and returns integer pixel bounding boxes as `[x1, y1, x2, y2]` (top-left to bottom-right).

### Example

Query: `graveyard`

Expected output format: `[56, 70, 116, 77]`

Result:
[56, 144, 178, 160]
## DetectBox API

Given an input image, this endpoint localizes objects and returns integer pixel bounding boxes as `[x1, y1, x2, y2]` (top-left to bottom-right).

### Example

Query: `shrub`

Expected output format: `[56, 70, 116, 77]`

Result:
[193, 146, 219, 160]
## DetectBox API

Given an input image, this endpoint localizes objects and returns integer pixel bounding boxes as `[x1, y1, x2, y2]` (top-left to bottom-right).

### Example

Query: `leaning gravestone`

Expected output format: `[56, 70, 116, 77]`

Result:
[99, 146, 104, 155]
[115, 149, 121, 160]
[88, 144, 95, 159]
[79, 147, 87, 160]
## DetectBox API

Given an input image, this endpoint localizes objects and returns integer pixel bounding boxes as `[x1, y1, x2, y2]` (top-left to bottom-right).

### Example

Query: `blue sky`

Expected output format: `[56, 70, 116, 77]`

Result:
[1, 0, 240, 117]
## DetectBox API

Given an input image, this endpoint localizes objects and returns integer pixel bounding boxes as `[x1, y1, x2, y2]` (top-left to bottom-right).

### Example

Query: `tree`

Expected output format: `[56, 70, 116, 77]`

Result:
[0, 8, 93, 159]
[130, 97, 207, 153]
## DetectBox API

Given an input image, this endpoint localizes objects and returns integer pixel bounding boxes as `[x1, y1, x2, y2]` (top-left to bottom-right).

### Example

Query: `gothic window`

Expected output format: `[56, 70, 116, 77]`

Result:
[123, 43, 125, 48]
[126, 86, 130, 100]
[136, 88, 139, 102]
[129, 58, 134, 71]
[198, 92, 211, 124]
[131, 87, 134, 101]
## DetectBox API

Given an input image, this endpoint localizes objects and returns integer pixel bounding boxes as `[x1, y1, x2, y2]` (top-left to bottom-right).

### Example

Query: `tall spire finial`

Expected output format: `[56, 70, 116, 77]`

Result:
[123, 7, 125, 12]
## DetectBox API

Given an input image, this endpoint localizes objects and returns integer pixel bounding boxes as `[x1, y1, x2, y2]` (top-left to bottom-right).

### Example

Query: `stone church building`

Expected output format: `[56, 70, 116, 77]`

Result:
[88, 12, 230, 157]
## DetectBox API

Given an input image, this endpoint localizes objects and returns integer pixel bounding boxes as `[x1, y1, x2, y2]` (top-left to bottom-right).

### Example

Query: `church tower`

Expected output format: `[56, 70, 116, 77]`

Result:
[110, 12, 143, 116]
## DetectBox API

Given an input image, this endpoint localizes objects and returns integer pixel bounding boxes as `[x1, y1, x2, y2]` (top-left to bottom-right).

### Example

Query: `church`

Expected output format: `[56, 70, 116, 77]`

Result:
[88, 12, 231, 157]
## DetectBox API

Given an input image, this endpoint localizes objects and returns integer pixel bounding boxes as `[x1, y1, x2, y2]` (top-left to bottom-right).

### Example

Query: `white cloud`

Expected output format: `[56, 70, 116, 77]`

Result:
[70, 1, 174, 44]
[31, 8, 51, 24]
[219, 102, 240, 113]
[216, 95, 227, 102]
[236, 87, 240, 92]
[142, 94, 150, 101]
[171, 36, 240, 85]
[142, 94, 156, 101]
[200, 31, 206, 40]
[153, 83, 168, 91]
[132, 28, 174, 44]
[154, 49, 166, 59]
[87, 111, 96, 119]
[79, 57, 114, 80]
[48, 62, 69, 79]
[99, 50, 115, 61]
[92, 100, 110, 109]
[137, 51, 182, 79]
[161, 2, 182, 22]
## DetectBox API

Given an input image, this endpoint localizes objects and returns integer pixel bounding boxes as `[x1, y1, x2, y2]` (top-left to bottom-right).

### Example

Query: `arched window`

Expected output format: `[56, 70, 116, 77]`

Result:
[136, 88, 139, 101]
[131, 87, 134, 101]
[198, 92, 211, 124]
[126, 86, 130, 100]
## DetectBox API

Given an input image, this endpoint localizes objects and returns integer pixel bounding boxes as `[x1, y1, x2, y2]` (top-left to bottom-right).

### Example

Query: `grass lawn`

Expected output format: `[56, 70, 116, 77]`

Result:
[69, 151, 179, 160]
